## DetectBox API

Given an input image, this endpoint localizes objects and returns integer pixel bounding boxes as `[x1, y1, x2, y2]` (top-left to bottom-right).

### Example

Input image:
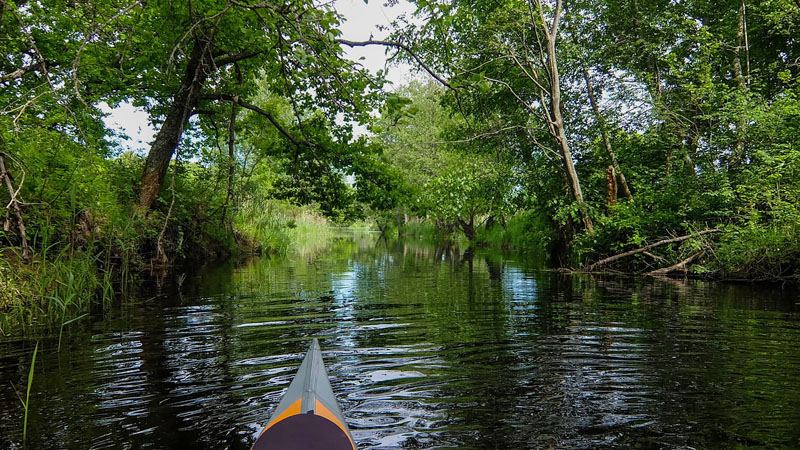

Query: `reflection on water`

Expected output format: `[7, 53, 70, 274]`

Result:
[2, 232, 800, 449]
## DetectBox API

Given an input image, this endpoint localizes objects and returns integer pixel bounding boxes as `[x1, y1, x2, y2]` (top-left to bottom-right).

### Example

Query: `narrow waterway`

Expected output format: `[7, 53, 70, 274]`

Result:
[2, 231, 799, 449]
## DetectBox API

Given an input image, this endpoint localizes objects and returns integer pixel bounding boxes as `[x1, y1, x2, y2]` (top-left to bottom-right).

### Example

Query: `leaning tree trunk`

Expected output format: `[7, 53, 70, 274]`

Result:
[532, 0, 593, 232]
[545, 32, 594, 233]
[606, 165, 617, 206]
[138, 39, 211, 212]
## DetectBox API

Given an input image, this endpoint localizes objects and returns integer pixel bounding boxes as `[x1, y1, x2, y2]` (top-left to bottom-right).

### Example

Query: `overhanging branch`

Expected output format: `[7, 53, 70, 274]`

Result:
[200, 93, 302, 147]
[0, 61, 49, 83]
[215, 49, 264, 66]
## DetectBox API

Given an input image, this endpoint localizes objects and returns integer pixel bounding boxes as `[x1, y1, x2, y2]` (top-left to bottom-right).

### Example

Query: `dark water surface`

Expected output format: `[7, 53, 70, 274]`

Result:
[2, 232, 800, 449]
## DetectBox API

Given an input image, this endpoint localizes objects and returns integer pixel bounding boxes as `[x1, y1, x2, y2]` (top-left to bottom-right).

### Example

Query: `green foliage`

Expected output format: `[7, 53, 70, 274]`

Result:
[2, 0, 800, 340]
[476, 211, 557, 257]
[400, 221, 442, 240]
[418, 157, 513, 239]
[381, 0, 800, 278]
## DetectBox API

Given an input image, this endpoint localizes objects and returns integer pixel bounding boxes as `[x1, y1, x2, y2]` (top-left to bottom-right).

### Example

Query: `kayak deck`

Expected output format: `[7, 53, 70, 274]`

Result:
[252, 339, 355, 450]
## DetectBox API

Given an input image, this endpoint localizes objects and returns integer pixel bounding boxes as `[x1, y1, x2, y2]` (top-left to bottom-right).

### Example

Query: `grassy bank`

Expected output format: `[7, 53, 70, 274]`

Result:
[1, 201, 335, 334]
[1, 248, 112, 334]
[234, 198, 337, 255]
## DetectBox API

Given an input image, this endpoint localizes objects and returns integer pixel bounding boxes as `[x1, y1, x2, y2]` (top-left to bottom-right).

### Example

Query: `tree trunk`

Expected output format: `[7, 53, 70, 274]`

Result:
[582, 68, 633, 201]
[533, 0, 593, 232]
[546, 35, 594, 233]
[731, 0, 749, 166]
[138, 39, 211, 212]
[685, 126, 699, 177]
[221, 97, 238, 227]
[458, 216, 477, 241]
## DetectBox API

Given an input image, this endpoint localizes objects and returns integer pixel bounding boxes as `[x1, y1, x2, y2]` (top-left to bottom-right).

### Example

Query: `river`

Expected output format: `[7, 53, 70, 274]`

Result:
[2, 231, 799, 449]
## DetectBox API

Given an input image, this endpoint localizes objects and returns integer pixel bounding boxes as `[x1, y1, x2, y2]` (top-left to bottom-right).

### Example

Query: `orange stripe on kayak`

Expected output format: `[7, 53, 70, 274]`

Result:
[315, 400, 355, 450]
[260, 399, 301, 436]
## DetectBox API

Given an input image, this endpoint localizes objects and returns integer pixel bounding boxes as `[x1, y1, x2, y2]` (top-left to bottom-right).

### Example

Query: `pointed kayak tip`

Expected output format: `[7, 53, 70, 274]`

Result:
[252, 337, 355, 450]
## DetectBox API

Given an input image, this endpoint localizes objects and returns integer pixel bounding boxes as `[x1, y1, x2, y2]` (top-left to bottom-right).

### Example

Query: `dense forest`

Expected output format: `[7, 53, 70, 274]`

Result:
[1, 0, 799, 327]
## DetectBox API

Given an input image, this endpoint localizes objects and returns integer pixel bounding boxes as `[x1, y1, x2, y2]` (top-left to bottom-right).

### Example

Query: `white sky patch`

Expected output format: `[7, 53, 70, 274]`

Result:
[103, 0, 421, 151]
[100, 101, 156, 155]
[336, 0, 418, 87]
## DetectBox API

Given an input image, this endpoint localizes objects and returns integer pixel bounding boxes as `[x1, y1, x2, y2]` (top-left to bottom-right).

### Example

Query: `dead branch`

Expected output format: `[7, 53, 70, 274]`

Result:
[648, 251, 705, 276]
[643, 251, 668, 264]
[0, 152, 31, 260]
[428, 125, 529, 145]
[586, 229, 720, 271]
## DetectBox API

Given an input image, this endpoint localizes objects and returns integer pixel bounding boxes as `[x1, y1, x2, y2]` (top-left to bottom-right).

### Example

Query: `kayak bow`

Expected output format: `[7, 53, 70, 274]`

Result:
[252, 339, 355, 450]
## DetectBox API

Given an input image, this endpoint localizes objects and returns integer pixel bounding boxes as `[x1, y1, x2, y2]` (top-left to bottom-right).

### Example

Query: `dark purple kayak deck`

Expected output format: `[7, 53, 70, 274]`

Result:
[252, 413, 354, 450]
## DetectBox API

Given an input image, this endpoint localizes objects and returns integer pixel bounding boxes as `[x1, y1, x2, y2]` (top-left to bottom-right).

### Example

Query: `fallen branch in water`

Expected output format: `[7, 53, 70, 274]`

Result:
[648, 251, 705, 276]
[586, 229, 720, 272]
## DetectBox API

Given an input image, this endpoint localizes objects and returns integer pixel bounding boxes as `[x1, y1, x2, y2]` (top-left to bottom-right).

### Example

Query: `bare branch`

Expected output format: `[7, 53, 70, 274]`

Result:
[507, 51, 550, 97]
[215, 49, 263, 66]
[484, 76, 539, 117]
[337, 38, 453, 90]
[0, 61, 48, 83]
[428, 125, 530, 145]
[201, 93, 302, 147]
[648, 251, 705, 276]
[0, 153, 30, 260]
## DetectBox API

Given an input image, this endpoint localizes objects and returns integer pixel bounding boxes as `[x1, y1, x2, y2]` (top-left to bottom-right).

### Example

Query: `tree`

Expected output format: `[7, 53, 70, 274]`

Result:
[420, 158, 513, 240]
[123, 1, 386, 211]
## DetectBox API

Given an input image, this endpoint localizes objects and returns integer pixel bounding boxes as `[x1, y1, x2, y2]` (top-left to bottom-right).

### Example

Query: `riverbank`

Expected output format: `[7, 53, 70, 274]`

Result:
[398, 211, 800, 283]
[0, 199, 337, 335]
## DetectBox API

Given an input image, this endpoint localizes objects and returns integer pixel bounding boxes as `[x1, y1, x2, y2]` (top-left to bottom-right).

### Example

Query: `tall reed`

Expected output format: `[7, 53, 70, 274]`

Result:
[234, 199, 334, 255]
[18, 342, 38, 444]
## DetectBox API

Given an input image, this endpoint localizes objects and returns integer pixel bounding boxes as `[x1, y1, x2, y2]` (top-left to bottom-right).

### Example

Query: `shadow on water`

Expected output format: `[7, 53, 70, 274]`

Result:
[1, 231, 800, 449]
